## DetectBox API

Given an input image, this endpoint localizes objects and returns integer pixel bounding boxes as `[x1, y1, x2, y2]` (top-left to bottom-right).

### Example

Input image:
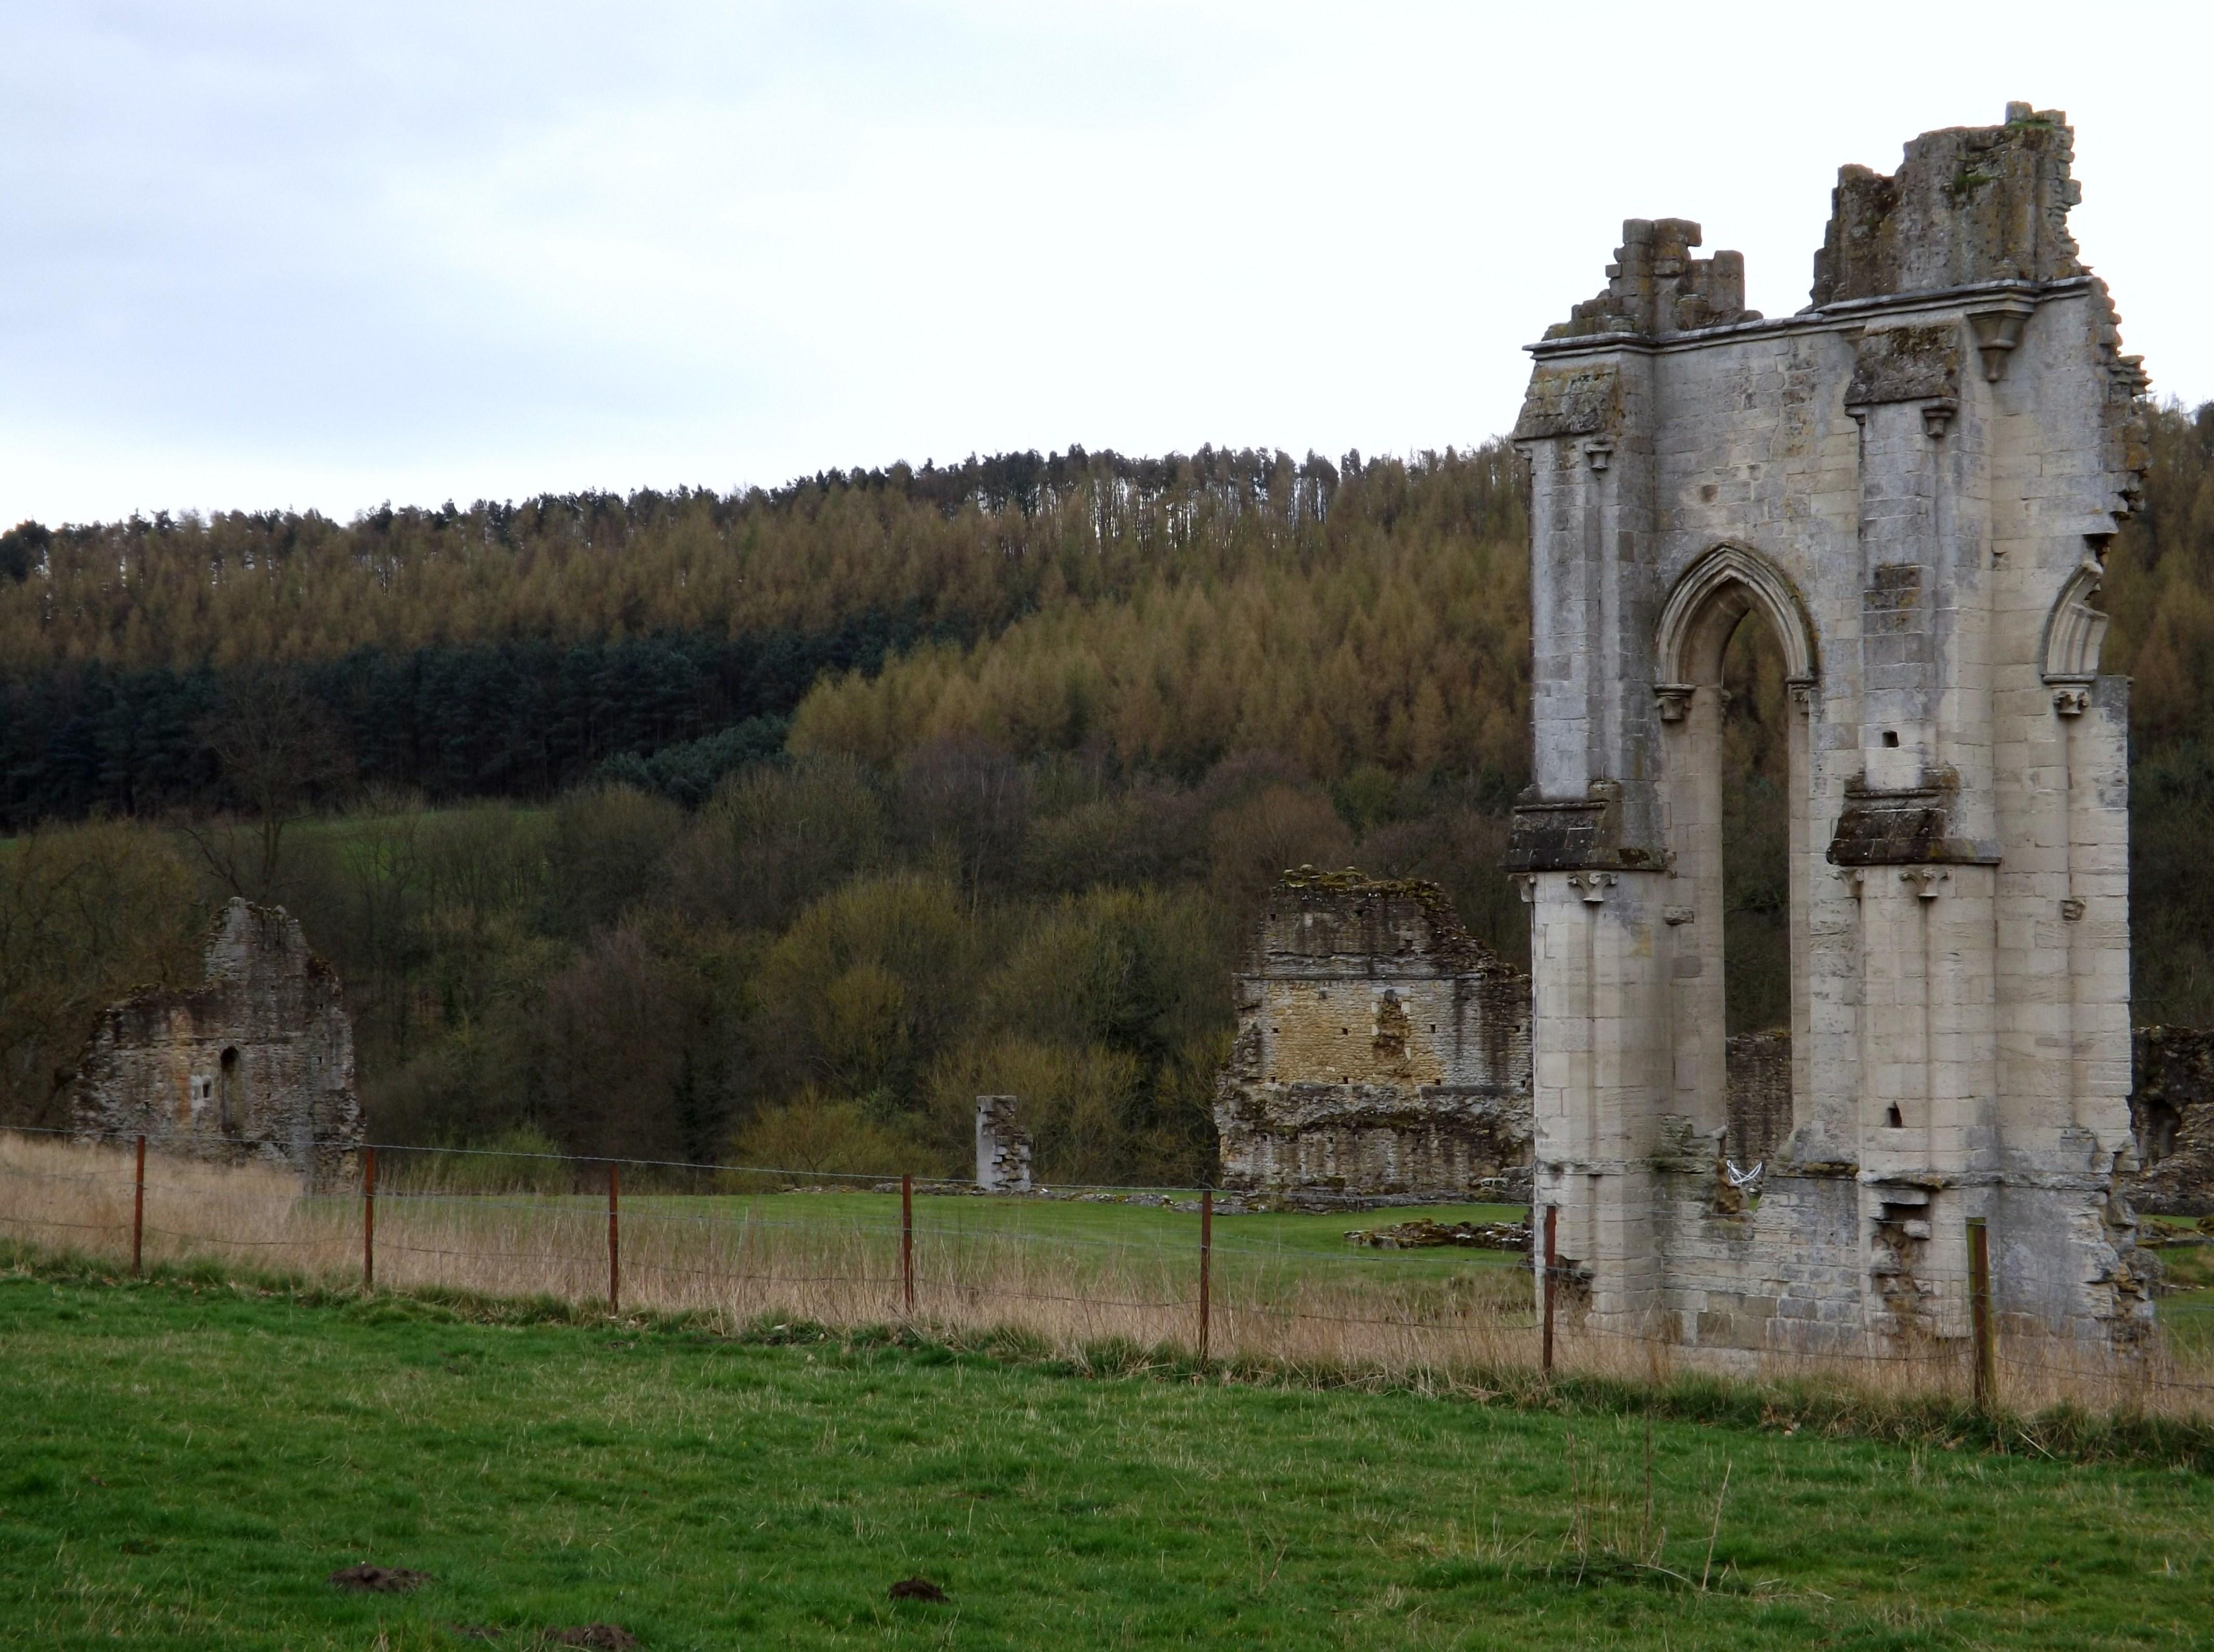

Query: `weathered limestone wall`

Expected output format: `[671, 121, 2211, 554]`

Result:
[1215, 868, 1531, 1205]
[70, 899, 362, 1188]
[1724, 1032, 1792, 1169]
[1508, 105, 2153, 1360]
[1731, 1024, 2214, 1219]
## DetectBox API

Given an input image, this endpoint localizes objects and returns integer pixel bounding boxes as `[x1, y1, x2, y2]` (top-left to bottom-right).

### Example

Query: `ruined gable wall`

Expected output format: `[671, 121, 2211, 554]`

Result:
[71, 900, 362, 1188]
[1216, 870, 1532, 1204]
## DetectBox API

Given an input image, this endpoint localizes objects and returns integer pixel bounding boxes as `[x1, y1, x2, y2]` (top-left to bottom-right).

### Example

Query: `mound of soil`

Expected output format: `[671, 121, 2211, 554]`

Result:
[327, 1564, 432, 1593]
[546, 1627, 637, 1649]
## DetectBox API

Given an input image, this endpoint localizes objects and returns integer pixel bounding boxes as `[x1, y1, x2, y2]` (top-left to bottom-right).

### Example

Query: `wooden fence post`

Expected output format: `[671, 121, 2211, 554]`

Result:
[901, 1173, 915, 1314]
[1542, 1204, 1558, 1378]
[362, 1147, 376, 1293]
[131, 1135, 145, 1277]
[608, 1162, 621, 1315]
[1198, 1189, 1213, 1364]
[1968, 1216, 1994, 1410]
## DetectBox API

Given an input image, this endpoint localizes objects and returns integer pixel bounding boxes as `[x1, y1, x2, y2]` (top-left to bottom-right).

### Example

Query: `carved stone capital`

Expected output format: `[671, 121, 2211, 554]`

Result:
[1566, 872, 1617, 905]
[1654, 683, 1696, 723]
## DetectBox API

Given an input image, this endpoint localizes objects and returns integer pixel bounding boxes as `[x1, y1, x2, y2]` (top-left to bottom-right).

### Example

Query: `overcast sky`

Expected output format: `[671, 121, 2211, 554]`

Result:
[2, 1, 2207, 528]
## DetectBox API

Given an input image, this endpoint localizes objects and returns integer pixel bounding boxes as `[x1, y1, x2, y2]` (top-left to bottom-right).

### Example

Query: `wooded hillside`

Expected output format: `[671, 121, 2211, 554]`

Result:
[2, 407, 2209, 1180]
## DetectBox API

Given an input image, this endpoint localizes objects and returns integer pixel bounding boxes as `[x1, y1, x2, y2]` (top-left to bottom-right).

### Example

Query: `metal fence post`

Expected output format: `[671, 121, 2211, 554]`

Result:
[1542, 1204, 1558, 1378]
[608, 1162, 621, 1315]
[131, 1135, 145, 1277]
[1968, 1216, 1994, 1410]
[1198, 1189, 1213, 1364]
[901, 1173, 915, 1314]
[362, 1146, 377, 1293]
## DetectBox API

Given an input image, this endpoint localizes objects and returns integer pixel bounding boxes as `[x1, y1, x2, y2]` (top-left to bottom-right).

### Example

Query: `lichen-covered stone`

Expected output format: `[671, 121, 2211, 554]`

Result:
[70, 899, 362, 1188]
[1213, 868, 1530, 1206]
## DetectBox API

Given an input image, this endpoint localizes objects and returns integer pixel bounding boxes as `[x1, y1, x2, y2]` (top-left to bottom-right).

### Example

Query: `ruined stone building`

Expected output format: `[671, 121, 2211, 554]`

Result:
[1505, 106, 2153, 1357]
[72, 899, 363, 1188]
[1215, 869, 1531, 1205]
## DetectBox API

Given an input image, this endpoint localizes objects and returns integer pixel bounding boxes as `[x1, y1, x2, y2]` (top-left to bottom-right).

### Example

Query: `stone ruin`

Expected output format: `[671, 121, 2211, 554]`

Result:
[974, 1094, 1033, 1192]
[2126, 1028, 2214, 1217]
[71, 898, 363, 1189]
[1507, 105, 2155, 1358]
[1213, 868, 1532, 1208]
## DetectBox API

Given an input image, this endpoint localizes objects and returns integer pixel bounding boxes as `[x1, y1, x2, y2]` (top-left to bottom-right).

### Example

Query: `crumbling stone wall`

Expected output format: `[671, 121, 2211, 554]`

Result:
[975, 1094, 1033, 1192]
[71, 899, 362, 1188]
[1510, 106, 2153, 1360]
[2128, 1028, 2214, 1216]
[1215, 868, 1531, 1206]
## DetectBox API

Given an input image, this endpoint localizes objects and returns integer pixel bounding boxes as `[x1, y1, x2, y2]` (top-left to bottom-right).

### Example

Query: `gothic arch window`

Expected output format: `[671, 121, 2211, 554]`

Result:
[1654, 542, 1819, 703]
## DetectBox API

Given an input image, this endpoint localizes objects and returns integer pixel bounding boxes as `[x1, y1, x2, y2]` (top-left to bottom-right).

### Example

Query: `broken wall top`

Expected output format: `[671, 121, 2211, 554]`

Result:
[1811, 104, 2082, 307]
[1247, 866, 1507, 979]
[1532, 104, 2092, 360]
[1542, 217, 1762, 342]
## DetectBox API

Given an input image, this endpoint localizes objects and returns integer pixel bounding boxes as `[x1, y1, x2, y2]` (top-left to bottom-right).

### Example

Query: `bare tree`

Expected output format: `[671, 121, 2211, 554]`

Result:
[182, 670, 354, 901]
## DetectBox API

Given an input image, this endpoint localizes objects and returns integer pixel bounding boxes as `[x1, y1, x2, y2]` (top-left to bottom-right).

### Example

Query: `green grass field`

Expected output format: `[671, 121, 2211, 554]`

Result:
[565, 1192, 1537, 1287]
[4, 1265, 2212, 1650]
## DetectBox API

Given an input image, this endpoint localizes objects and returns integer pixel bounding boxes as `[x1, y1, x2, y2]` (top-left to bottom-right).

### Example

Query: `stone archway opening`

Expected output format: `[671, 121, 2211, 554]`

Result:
[1655, 547, 1815, 1173]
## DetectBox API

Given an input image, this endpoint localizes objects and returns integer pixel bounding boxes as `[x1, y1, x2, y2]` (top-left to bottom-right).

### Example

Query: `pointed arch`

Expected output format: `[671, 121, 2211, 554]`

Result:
[1655, 541, 1819, 690]
[2040, 555, 2109, 683]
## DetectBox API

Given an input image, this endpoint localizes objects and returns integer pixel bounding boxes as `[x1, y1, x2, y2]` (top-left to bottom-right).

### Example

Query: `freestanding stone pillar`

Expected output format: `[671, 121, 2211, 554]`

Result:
[1506, 106, 2154, 1359]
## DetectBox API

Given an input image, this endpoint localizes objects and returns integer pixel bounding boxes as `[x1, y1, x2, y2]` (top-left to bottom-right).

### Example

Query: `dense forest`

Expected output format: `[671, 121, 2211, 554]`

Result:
[2, 409, 2210, 1181]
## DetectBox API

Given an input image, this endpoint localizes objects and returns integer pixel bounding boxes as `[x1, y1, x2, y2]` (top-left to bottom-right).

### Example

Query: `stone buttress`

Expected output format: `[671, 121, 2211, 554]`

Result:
[1506, 106, 2153, 1360]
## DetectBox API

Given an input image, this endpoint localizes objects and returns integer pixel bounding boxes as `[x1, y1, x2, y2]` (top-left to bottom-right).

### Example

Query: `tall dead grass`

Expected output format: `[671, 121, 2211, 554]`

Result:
[5, 1131, 2210, 1424]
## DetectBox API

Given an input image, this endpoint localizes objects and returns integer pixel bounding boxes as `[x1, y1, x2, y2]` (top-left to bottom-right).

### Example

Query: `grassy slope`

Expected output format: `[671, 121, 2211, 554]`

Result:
[4, 1275, 2211, 1650]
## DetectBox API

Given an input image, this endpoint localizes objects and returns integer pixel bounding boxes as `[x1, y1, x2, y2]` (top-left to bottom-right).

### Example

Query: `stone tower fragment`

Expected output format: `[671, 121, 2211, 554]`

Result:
[1506, 106, 2153, 1358]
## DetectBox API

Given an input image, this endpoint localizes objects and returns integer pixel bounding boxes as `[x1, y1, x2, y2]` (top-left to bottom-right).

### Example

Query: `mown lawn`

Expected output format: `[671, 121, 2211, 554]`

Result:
[2, 1271, 2210, 1650]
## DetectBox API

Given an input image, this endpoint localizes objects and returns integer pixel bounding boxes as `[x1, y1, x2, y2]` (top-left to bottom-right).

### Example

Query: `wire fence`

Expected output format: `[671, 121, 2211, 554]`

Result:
[3, 1125, 2210, 1416]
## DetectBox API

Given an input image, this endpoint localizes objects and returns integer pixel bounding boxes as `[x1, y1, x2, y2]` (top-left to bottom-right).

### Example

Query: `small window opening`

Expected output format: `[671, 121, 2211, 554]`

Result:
[1882, 730, 1900, 748]
[1885, 1103, 1904, 1128]
[219, 1046, 241, 1135]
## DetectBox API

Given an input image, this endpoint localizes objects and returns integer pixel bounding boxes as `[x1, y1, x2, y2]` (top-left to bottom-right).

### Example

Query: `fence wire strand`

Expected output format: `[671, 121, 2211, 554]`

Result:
[5, 1130, 2212, 1412]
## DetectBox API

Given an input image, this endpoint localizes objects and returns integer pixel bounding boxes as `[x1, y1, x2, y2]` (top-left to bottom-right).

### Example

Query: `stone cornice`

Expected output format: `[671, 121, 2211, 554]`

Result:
[1524, 275, 2097, 364]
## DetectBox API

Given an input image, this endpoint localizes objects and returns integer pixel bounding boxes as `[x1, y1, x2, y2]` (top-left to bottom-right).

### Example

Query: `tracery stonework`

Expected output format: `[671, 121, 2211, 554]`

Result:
[1507, 106, 2155, 1357]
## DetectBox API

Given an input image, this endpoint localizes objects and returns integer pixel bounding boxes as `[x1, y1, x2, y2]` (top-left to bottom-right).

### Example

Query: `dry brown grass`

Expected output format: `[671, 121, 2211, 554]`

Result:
[6, 1130, 2210, 1422]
